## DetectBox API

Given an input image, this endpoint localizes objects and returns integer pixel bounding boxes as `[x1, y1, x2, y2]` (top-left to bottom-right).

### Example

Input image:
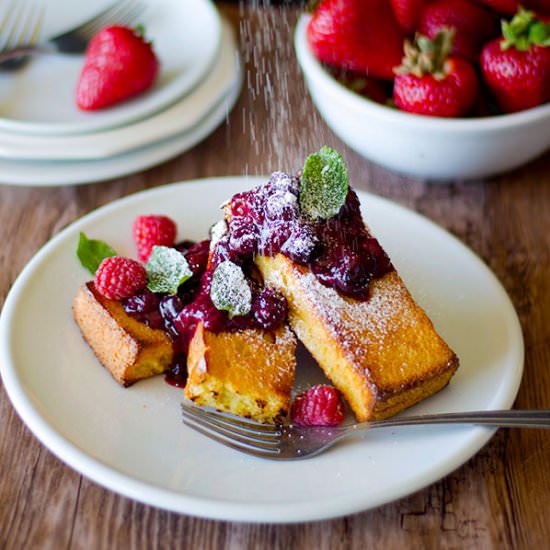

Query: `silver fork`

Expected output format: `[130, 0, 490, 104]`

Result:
[0, 0, 145, 65]
[0, 1, 43, 67]
[181, 402, 550, 460]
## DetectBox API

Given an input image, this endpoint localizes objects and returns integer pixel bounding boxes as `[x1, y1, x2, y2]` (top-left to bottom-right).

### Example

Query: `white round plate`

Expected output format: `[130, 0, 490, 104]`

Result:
[0, 35, 242, 186]
[0, 178, 523, 522]
[0, 0, 221, 135]
[0, 21, 237, 161]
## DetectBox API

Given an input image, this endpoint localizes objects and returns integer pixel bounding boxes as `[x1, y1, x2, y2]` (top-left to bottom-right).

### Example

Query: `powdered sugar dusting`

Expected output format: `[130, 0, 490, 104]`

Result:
[259, 255, 436, 386]
[209, 219, 228, 251]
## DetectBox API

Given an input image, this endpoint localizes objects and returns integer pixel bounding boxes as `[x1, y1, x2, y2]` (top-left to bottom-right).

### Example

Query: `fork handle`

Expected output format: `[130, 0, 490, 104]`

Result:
[0, 44, 54, 64]
[359, 410, 550, 431]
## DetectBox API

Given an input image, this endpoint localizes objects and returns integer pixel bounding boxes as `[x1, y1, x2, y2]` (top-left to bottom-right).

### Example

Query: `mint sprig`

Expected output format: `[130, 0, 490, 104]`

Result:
[210, 261, 252, 317]
[77, 232, 117, 275]
[146, 245, 193, 294]
[299, 146, 348, 219]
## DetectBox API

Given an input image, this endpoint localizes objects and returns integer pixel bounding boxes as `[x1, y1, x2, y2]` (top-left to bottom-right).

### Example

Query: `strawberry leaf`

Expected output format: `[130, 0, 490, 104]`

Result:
[146, 245, 192, 294]
[501, 7, 549, 51]
[529, 21, 550, 47]
[299, 146, 348, 220]
[210, 261, 252, 317]
[77, 232, 117, 275]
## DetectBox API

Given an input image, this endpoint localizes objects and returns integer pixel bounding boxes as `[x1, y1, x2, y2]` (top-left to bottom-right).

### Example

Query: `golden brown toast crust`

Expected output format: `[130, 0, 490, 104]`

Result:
[72, 282, 173, 386]
[255, 254, 459, 421]
[185, 322, 297, 423]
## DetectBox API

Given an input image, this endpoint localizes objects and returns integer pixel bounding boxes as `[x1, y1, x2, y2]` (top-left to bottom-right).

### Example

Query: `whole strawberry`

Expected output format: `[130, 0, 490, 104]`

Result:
[418, 0, 499, 62]
[328, 68, 389, 103]
[307, 0, 404, 80]
[133, 215, 177, 262]
[76, 25, 159, 111]
[393, 29, 479, 117]
[391, 0, 430, 35]
[472, 0, 519, 15]
[481, 8, 550, 113]
[525, 1, 550, 16]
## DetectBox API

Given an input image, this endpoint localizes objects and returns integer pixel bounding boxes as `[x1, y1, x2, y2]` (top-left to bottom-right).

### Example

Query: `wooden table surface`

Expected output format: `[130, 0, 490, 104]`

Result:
[1, 4, 549, 549]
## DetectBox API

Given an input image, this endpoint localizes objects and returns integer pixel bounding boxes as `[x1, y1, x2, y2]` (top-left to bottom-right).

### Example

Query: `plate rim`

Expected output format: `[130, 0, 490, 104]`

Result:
[0, 43, 242, 186]
[0, 0, 222, 136]
[0, 20, 237, 161]
[0, 177, 525, 522]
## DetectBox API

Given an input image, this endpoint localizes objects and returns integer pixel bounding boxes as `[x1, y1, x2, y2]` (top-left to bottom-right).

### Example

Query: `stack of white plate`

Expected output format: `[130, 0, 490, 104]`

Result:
[0, 0, 242, 186]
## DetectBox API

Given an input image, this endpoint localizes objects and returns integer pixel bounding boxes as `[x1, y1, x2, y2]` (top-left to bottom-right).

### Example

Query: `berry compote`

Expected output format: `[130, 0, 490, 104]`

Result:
[121, 170, 392, 386]
[225, 171, 393, 300]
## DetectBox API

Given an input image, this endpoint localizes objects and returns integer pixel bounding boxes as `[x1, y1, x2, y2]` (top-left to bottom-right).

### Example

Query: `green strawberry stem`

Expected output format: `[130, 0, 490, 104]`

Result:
[501, 7, 550, 51]
[395, 29, 455, 80]
[306, 0, 322, 13]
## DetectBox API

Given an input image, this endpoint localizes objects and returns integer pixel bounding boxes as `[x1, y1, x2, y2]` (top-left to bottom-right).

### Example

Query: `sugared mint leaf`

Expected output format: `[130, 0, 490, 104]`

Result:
[299, 146, 348, 219]
[146, 245, 193, 294]
[210, 260, 252, 317]
[77, 232, 117, 275]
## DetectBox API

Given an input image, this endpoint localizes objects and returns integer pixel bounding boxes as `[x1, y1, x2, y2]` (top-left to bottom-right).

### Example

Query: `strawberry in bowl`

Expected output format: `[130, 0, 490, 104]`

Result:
[306, 0, 404, 81]
[295, 0, 550, 179]
[393, 29, 479, 117]
[481, 7, 550, 113]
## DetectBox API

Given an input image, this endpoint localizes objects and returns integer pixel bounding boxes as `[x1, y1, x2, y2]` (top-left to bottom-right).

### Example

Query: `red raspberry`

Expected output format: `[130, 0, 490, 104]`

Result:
[290, 385, 345, 427]
[94, 256, 147, 300]
[133, 215, 177, 262]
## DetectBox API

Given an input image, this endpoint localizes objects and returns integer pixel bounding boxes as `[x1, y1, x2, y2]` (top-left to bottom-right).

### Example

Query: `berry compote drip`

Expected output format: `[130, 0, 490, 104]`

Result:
[121, 236, 289, 384]
[122, 239, 210, 387]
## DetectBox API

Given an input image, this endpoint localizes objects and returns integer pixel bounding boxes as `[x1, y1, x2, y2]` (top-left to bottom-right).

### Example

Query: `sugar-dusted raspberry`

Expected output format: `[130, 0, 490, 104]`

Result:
[290, 384, 345, 427]
[133, 215, 177, 262]
[94, 256, 147, 300]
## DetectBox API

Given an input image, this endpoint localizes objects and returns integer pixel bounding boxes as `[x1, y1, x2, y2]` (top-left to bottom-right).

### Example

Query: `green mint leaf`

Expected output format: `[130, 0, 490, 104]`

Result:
[146, 245, 193, 294]
[299, 146, 348, 220]
[77, 232, 117, 275]
[210, 260, 252, 317]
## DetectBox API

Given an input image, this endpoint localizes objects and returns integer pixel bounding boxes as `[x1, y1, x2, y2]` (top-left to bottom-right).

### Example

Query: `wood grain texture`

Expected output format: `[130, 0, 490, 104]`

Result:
[1, 4, 550, 549]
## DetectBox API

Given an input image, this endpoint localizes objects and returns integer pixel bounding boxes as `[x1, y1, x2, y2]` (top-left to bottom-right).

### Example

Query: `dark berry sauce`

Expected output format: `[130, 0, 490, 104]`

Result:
[122, 236, 288, 384]
[226, 171, 393, 300]
[172, 270, 288, 356]
[122, 240, 210, 386]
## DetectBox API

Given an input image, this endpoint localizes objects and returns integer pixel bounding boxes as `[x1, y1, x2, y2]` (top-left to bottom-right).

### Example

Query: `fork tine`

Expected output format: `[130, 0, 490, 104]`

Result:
[111, 4, 146, 31]
[181, 405, 281, 448]
[182, 413, 281, 457]
[21, 5, 43, 46]
[181, 401, 281, 434]
[0, 0, 41, 60]
[183, 418, 280, 458]
[0, 0, 22, 50]
[71, 1, 133, 35]
[80, 0, 144, 38]
[182, 410, 281, 446]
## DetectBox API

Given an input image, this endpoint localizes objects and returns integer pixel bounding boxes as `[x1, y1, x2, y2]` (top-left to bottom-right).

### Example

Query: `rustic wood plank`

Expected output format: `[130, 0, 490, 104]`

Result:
[1, 3, 549, 549]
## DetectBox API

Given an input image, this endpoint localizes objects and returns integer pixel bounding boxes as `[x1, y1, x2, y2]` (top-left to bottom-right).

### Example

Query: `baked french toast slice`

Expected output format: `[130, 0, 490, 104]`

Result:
[73, 282, 173, 386]
[185, 321, 297, 423]
[183, 228, 297, 423]
[222, 155, 459, 422]
[256, 254, 458, 421]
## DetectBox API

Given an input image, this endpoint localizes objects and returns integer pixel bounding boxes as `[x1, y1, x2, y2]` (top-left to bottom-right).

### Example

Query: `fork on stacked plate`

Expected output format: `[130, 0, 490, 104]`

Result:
[0, 0, 242, 186]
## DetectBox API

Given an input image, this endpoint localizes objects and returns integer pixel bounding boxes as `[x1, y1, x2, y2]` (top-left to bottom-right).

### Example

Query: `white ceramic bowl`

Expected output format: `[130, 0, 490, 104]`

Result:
[294, 15, 550, 181]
